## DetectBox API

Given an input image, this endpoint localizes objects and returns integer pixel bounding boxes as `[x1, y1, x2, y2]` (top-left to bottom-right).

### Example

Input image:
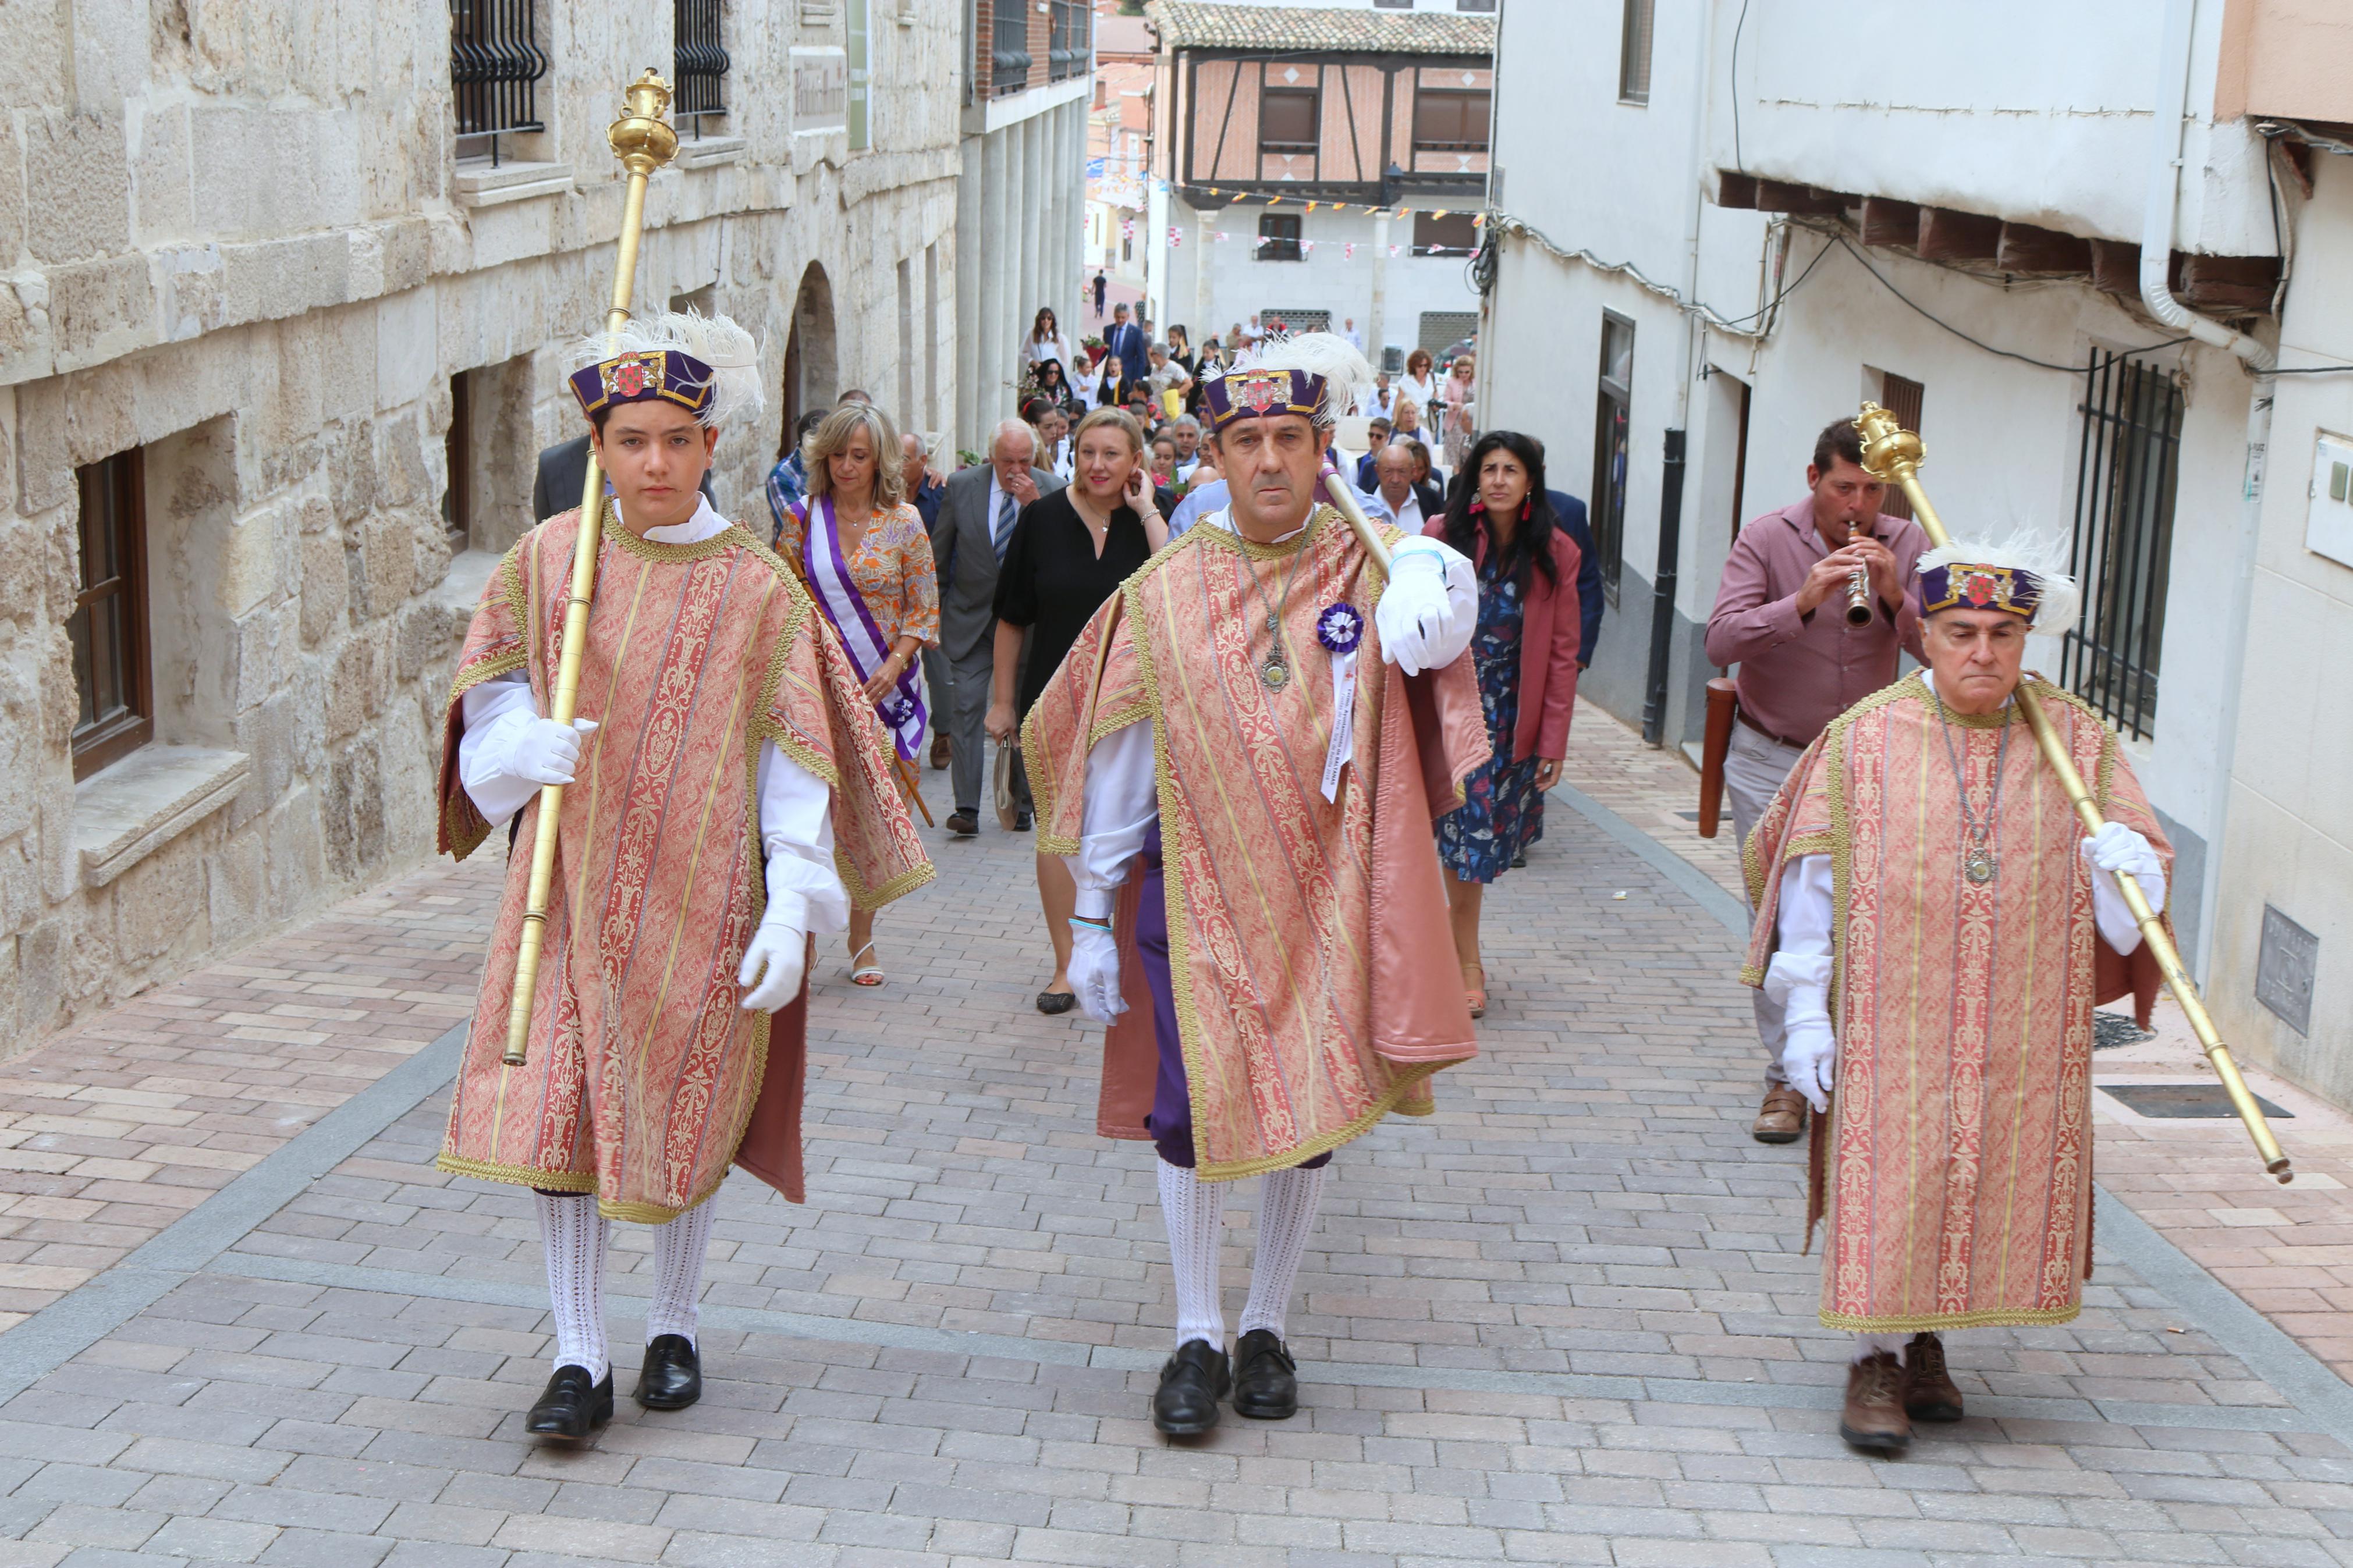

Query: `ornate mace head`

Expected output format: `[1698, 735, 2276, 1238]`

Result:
[609, 70, 680, 175]
[1855, 401, 1923, 486]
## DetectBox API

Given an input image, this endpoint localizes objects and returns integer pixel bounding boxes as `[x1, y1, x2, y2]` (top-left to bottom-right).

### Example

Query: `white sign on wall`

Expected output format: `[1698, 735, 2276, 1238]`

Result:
[2306, 431, 2353, 571]
[792, 48, 849, 133]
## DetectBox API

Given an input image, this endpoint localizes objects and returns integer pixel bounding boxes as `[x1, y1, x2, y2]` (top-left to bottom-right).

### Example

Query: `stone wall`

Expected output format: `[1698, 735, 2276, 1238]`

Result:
[0, 0, 965, 1048]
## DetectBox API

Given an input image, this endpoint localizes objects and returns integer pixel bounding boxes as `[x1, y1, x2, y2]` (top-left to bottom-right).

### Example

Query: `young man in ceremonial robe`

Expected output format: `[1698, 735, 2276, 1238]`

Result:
[1025, 335, 1489, 1435]
[1742, 538, 2170, 1456]
[435, 313, 932, 1438]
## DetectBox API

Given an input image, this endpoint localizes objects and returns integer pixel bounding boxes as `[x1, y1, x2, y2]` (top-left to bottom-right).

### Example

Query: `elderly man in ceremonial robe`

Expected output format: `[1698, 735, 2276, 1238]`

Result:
[1024, 335, 1489, 1437]
[1741, 538, 2170, 1456]
[436, 312, 931, 1440]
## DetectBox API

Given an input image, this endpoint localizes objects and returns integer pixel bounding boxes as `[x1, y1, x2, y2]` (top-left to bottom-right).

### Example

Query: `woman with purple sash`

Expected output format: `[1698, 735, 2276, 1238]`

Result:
[776, 404, 941, 986]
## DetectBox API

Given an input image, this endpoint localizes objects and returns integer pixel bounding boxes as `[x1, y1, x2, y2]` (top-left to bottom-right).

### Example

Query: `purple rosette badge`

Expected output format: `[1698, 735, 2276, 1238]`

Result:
[1316, 602, 1364, 655]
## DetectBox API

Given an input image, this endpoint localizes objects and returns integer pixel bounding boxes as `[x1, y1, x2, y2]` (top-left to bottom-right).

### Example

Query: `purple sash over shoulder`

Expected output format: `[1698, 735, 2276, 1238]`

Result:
[797, 496, 926, 761]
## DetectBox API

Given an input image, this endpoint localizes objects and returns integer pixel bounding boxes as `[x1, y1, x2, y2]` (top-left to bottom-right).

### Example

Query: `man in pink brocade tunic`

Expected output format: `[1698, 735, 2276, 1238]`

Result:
[439, 314, 929, 1441]
[1025, 335, 1485, 1437]
[1742, 538, 2169, 1456]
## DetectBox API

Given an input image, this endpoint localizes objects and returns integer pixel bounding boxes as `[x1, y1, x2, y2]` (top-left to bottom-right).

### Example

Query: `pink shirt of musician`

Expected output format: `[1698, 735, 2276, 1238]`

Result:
[777, 501, 942, 649]
[1703, 499, 1930, 746]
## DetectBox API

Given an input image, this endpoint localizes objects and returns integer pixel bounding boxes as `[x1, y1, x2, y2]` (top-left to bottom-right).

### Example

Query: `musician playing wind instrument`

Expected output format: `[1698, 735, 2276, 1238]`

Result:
[1741, 536, 2171, 1457]
[1025, 333, 1486, 1437]
[435, 312, 931, 1439]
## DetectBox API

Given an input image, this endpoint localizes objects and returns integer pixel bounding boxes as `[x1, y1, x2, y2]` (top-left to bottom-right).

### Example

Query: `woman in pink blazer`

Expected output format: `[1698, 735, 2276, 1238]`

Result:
[1424, 431, 1581, 1018]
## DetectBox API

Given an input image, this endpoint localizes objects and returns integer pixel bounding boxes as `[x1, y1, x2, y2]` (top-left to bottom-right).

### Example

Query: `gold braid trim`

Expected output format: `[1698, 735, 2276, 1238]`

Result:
[1821, 1302, 2082, 1334]
[1197, 1062, 1444, 1182]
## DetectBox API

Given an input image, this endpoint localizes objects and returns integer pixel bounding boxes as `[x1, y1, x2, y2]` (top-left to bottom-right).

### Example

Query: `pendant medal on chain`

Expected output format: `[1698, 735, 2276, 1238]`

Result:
[1245, 545, 1305, 694]
[1932, 687, 2011, 888]
[1964, 845, 1996, 885]
[1261, 652, 1291, 691]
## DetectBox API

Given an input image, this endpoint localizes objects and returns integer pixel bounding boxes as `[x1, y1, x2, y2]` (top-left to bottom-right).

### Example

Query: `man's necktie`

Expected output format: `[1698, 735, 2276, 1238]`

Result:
[993, 489, 1017, 563]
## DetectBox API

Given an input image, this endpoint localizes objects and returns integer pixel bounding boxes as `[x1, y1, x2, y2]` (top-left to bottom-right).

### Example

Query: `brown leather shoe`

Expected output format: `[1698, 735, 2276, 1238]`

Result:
[1751, 1086, 1808, 1144]
[1903, 1332, 1963, 1422]
[1840, 1351, 1911, 1455]
[930, 734, 951, 770]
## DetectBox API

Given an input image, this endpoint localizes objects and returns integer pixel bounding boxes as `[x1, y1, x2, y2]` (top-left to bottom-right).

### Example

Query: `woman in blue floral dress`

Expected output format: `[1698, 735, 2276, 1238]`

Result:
[1426, 432, 1584, 1018]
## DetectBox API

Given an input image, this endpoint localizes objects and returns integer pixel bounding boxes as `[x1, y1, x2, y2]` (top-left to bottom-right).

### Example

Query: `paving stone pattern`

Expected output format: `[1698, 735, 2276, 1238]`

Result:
[0, 716, 2344, 1565]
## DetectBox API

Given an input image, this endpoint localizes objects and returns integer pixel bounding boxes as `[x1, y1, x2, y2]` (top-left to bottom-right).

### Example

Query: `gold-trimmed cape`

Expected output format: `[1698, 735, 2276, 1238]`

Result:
[1742, 674, 2171, 1333]
[435, 508, 932, 1222]
[1025, 509, 1489, 1181]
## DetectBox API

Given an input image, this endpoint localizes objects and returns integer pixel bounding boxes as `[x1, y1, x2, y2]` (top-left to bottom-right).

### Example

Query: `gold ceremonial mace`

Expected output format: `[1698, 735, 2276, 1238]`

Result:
[502, 72, 682, 1068]
[1855, 403, 2292, 1182]
[1319, 467, 1395, 576]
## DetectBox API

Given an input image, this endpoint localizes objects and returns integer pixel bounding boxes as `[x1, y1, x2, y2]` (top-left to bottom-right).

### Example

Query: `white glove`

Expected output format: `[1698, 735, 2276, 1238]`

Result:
[2082, 822, 2160, 886]
[1781, 1011, 1837, 1114]
[737, 920, 807, 1013]
[1067, 919, 1126, 1023]
[1375, 545, 1468, 675]
[507, 716, 599, 787]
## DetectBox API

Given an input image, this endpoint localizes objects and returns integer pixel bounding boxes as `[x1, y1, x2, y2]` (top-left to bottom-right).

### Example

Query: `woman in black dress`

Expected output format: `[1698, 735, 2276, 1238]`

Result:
[986, 408, 1165, 1012]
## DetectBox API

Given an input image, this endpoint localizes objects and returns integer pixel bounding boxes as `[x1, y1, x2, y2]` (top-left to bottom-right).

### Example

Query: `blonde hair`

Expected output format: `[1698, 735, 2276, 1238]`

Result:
[803, 404, 906, 510]
[1072, 406, 1145, 457]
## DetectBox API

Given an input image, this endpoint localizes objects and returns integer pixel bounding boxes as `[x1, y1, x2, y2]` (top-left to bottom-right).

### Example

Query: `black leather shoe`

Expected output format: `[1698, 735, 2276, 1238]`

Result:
[633, 1334, 701, 1411]
[1014, 809, 1034, 831]
[1231, 1328, 1298, 1420]
[1037, 989, 1077, 1015]
[1151, 1339, 1229, 1437]
[524, 1364, 614, 1439]
[946, 809, 979, 838]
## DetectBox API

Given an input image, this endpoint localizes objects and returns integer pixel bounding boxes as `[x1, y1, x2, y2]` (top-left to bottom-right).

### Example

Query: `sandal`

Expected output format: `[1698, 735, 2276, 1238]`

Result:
[1463, 962, 1486, 1020]
[849, 943, 885, 987]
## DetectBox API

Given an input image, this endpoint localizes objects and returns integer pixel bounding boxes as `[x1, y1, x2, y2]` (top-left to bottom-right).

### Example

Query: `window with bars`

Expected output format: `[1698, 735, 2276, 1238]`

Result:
[1413, 90, 1490, 152]
[675, 1, 729, 129]
[450, 0, 548, 166]
[1049, 0, 1089, 83]
[1619, 0, 1655, 105]
[2061, 350, 2182, 742]
[1591, 313, 1634, 602]
[69, 452, 152, 780]
[1877, 371, 1923, 521]
[991, 0, 1030, 95]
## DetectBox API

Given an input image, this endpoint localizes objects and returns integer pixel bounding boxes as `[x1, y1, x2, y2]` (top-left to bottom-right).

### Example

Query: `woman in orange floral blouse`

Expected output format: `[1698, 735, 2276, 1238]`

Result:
[778, 404, 941, 986]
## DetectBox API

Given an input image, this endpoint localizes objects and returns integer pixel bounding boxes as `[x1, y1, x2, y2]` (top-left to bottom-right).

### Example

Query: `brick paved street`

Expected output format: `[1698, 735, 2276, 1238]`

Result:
[0, 714, 2346, 1566]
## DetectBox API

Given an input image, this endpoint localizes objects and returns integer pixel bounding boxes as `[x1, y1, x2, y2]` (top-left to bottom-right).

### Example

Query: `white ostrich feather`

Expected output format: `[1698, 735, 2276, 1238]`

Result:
[1237, 330, 1375, 428]
[572, 309, 765, 429]
[1918, 528, 2080, 632]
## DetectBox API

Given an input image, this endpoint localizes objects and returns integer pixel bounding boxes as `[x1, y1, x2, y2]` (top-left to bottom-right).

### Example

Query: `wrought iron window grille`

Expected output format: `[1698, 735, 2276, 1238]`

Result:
[450, 0, 548, 168]
[675, 0, 730, 134]
[1048, 0, 1089, 84]
[991, 0, 1031, 95]
[2061, 349, 2183, 742]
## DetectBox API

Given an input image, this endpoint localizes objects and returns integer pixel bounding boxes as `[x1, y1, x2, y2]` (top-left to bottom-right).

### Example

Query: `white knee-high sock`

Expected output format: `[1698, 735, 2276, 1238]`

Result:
[534, 1192, 611, 1382]
[1156, 1158, 1226, 1350]
[1852, 1331, 1908, 1365]
[645, 1198, 715, 1346]
[1238, 1163, 1327, 1342]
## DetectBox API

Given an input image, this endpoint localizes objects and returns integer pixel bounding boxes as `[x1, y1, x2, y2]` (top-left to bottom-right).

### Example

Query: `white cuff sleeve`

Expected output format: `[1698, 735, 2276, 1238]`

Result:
[1070, 719, 1157, 919]
[757, 741, 850, 934]
[456, 672, 544, 827]
[1763, 855, 1835, 1018]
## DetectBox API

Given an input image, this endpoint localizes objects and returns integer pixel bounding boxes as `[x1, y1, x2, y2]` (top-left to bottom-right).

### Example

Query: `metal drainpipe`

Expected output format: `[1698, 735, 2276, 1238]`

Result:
[2143, 0, 2277, 979]
[1640, 430, 1689, 744]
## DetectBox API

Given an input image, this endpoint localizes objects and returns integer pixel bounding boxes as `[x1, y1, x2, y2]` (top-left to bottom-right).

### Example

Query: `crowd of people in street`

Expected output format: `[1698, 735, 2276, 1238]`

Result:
[438, 297, 2170, 1469]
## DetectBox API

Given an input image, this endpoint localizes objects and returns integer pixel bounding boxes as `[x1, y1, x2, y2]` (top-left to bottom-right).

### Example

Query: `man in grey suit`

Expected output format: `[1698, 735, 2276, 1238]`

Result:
[932, 419, 1064, 837]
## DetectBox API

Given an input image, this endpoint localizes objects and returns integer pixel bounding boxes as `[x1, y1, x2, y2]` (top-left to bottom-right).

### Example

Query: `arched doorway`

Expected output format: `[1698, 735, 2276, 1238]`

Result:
[779, 262, 839, 457]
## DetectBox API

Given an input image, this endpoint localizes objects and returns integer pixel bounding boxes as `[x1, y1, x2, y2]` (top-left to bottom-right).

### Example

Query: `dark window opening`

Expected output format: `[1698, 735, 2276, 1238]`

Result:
[1259, 89, 1319, 155]
[1412, 211, 1479, 257]
[991, 0, 1031, 95]
[674, 0, 730, 132]
[1413, 90, 1491, 153]
[450, 0, 549, 166]
[2062, 350, 2182, 742]
[1620, 0, 1655, 104]
[444, 370, 475, 552]
[1258, 213, 1303, 262]
[1876, 372, 1923, 521]
[69, 451, 152, 780]
[1591, 313, 1634, 602]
